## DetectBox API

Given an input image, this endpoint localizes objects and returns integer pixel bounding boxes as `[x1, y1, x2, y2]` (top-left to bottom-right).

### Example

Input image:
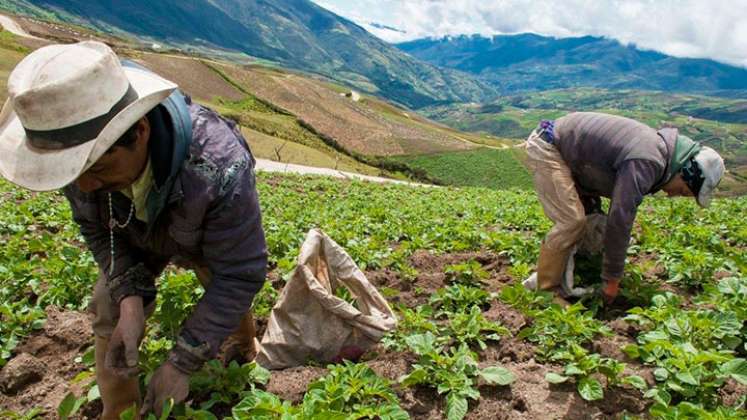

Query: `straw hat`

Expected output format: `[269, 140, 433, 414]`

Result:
[0, 41, 176, 191]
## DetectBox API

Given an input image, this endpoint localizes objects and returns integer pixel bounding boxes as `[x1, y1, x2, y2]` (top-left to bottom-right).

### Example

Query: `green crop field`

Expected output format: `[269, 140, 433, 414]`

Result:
[1, 173, 745, 419]
[389, 147, 533, 190]
[422, 88, 747, 192]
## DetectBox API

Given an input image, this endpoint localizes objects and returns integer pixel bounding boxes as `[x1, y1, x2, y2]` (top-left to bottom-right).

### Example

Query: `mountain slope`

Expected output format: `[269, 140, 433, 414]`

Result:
[421, 88, 747, 194]
[0, 0, 496, 108]
[397, 34, 747, 95]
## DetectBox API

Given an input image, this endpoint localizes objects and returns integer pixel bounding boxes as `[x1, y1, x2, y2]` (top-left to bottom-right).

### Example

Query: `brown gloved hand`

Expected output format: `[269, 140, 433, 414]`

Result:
[600, 277, 621, 305]
[105, 295, 145, 378]
[140, 361, 190, 417]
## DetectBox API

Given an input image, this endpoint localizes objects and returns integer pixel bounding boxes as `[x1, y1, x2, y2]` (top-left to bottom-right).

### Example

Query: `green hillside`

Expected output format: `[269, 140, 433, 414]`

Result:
[0, 27, 530, 190]
[397, 34, 747, 96]
[0, 0, 496, 109]
[422, 88, 747, 193]
[390, 147, 532, 190]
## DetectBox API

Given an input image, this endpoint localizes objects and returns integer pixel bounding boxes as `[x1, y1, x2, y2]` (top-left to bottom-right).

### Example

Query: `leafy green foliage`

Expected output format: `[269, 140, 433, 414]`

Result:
[498, 281, 553, 313]
[649, 401, 747, 419]
[429, 285, 494, 316]
[154, 271, 203, 340]
[625, 293, 743, 352]
[301, 362, 408, 419]
[190, 360, 270, 410]
[57, 392, 87, 420]
[445, 306, 509, 350]
[1, 169, 746, 418]
[383, 300, 508, 352]
[544, 343, 637, 401]
[231, 390, 298, 419]
[389, 148, 532, 190]
[381, 304, 438, 351]
[399, 332, 514, 420]
[517, 303, 612, 360]
[624, 293, 747, 411]
[232, 362, 408, 419]
[444, 260, 489, 286]
[252, 281, 279, 318]
[0, 408, 43, 420]
[503, 284, 631, 401]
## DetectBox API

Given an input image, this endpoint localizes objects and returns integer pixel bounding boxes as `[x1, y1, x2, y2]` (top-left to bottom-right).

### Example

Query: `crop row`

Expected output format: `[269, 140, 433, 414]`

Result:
[1, 173, 746, 418]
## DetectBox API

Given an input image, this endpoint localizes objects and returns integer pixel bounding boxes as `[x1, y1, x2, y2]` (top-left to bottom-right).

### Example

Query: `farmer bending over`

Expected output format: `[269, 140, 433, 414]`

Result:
[0, 42, 268, 418]
[524, 112, 724, 304]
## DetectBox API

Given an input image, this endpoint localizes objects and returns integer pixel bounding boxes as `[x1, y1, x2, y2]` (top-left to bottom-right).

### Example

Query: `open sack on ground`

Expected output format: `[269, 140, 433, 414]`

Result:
[255, 229, 397, 369]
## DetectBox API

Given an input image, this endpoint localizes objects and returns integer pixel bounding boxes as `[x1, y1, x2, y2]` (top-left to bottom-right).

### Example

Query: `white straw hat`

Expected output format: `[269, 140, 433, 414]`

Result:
[0, 41, 177, 191]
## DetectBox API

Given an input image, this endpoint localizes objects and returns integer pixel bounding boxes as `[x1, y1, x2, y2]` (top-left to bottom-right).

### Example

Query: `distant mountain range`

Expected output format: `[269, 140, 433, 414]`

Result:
[4, 1, 747, 107]
[0, 0, 495, 109]
[397, 34, 747, 96]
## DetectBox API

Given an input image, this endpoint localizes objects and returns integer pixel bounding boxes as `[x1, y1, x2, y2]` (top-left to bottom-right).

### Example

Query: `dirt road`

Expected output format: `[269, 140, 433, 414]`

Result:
[0, 15, 42, 40]
[255, 158, 430, 186]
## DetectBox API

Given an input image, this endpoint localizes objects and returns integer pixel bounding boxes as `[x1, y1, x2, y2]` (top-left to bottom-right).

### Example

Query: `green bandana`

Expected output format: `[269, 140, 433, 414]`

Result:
[665, 135, 702, 184]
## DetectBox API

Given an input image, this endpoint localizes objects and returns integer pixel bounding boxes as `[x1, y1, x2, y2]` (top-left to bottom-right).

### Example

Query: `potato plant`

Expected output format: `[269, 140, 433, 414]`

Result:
[1, 174, 746, 419]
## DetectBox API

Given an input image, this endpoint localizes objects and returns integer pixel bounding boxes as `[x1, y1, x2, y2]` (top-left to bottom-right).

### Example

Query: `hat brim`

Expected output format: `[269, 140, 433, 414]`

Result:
[0, 66, 177, 191]
[697, 186, 713, 208]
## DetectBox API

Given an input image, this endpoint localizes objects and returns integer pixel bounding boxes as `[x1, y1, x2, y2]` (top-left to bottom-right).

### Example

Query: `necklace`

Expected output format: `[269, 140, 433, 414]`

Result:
[108, 193, 135, 276]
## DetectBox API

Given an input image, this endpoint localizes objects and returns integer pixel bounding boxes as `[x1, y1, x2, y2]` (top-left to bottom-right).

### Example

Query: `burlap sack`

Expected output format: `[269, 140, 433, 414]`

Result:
[254, 229, 397, 369]
[523, 213, 607, 297]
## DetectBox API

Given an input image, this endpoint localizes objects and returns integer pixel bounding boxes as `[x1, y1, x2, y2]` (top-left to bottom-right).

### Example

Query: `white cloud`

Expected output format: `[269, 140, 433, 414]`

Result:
[312, 0, 747, 67]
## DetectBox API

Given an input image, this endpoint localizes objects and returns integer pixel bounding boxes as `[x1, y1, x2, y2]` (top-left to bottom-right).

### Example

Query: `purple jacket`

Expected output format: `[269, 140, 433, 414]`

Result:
[554, 112, 676, 280]
[63, 93, 267, 366]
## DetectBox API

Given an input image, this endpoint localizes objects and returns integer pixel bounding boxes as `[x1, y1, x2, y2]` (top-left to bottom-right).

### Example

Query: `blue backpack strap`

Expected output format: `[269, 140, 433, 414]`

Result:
[120, 59, 192, 167]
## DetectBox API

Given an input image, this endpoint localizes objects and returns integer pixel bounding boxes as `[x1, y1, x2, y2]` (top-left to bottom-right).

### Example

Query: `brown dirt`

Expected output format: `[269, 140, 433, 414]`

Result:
[213, 63, 477, 157]
[0, 251, 664, 419]
[367, 250, 511, 308]
[0, 306, 93, 417]
[607, 319, 641, 339]
[720, 378, 747, 408]
[16, 16, 116, 46]
[136, 53, 245, 102]
[592, 334, 636, 362]
[265, 366, 327, 403]
[485, 301, 528, 334]
[366, 349, 415, 381]
[482, 337, 536, 365]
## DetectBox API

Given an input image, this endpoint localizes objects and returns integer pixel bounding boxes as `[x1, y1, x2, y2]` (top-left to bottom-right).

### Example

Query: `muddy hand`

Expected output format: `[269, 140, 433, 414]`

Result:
[141, 361, 189, 417]
[104, 295, 145, 378]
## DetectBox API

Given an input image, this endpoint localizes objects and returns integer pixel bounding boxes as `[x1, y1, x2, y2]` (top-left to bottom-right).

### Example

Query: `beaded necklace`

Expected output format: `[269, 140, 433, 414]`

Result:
[108, 193, 135, 275]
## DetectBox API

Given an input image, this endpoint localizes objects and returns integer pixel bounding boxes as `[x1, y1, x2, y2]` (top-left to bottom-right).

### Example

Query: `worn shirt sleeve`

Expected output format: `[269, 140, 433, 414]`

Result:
[177, 159, 268, 362]
[603, 159, 660, 280]
[63, 187, 158, 303]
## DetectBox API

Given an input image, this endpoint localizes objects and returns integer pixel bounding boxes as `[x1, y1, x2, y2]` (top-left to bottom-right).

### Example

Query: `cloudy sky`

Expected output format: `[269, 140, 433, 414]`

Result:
[312, 0, 747, 68]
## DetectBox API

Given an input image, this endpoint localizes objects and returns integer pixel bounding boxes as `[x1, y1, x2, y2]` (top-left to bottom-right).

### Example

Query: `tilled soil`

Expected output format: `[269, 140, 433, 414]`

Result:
[0, 307, 93, 417]
[367, 250, 512, 308]
[213, 62, 476, 157]
[1, 251, 654, 419]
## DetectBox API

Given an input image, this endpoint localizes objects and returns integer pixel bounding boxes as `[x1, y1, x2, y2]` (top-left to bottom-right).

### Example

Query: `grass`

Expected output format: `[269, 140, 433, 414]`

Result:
[241, 127, 382, 175]
[390, 147, 533, 190]
[422, 88, 747, 189]
[0, 30, 29, 100]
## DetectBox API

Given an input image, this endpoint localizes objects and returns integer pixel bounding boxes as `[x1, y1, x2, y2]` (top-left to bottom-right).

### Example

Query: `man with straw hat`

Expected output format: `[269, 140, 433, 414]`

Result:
[0, 41, 268, 417]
